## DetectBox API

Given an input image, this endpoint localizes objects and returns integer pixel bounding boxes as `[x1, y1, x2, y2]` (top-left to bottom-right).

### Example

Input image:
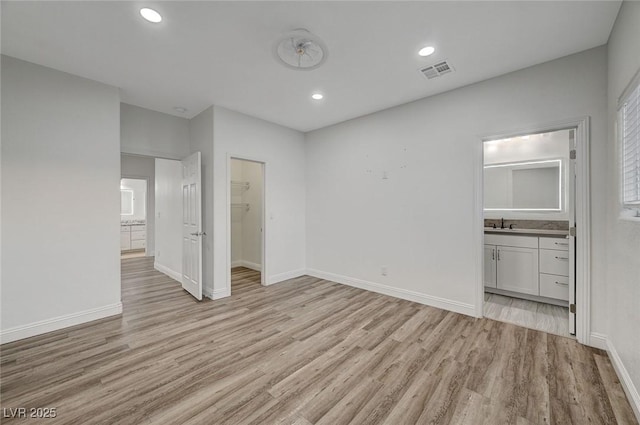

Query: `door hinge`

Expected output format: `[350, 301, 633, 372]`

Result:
[569, 227, 576, 237]
[570, 304, 576, 313]
[570, 149, 577, 160]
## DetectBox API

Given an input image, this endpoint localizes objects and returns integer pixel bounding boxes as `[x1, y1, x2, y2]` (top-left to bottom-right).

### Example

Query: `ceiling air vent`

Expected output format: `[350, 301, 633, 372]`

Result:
[420, 60, 454, 80]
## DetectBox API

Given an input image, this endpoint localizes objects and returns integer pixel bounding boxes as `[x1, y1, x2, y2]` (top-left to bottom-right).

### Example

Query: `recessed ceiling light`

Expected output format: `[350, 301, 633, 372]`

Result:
[173, 106, 187, 113]
[418, 46, 435, 57]
[311, 93, 324, 100]
[140, 8, 162, 23]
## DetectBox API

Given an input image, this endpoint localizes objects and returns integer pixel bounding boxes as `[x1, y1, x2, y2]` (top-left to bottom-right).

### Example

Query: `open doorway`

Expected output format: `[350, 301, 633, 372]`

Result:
[478, 118, 591, 343]
[120, 177, 148, 259]
[229, 158, 265, 293]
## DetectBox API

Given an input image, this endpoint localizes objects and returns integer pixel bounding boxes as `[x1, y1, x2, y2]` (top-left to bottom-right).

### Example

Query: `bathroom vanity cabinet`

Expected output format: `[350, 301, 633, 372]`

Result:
[484, 233, 570, 304]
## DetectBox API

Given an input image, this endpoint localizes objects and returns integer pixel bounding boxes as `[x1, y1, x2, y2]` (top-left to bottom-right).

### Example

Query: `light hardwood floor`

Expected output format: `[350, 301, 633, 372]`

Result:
[0, 257, 637, 425]
[484, 293, 570, 337]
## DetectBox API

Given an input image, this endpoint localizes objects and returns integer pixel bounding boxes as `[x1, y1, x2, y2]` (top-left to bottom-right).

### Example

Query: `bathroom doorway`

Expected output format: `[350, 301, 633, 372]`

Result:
[478, 118, 591, 344]
[120, 177, 149, 259]
[229, 158, 265, 293]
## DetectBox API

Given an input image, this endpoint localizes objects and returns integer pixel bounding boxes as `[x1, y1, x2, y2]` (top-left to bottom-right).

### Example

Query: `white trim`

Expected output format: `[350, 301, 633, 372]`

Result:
[212, 287, 230, 300]
[0, 303, 123, 344]
[153, 262, 182, 282]
[121, 146, 183, 161]
[477, 116, 591, 345]
[617, 66, 640, 109]
[238, 260, 262, 272]
[588, 332, 608, 350]
[607, 337, 640, 422]
[307, 269, 475, 317]
[267, 268, 306, 285]
[231, 260, 242, 268]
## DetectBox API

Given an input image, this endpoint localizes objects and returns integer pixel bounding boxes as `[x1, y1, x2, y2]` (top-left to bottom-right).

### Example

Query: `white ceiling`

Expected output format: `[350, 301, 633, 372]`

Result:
[1, 1, 621, 132]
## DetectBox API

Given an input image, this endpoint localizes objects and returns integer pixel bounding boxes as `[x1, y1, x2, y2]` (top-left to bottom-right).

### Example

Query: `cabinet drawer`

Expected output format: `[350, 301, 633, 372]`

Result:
[539, 249, 570, 276]
[130, 224, 146, 232]
[539, 273, 569, 301]
[121, 226, 130, 233]
[539, 237, 570, 251]
[484, 234, 538, 249]
[131, 239, 146, 249]
[131, 231, 146, 241]
[120, 234, 131, 250]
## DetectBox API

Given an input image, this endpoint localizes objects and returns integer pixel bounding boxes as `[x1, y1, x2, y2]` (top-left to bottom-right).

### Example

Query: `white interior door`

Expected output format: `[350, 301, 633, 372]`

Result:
[568, 130, 577, 335]
[181, 152, 203, 301]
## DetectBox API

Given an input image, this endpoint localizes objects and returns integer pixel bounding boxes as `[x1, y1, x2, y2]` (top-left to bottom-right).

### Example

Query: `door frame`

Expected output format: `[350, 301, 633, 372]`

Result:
[121, 174, 151, 257]
[225, 154, 267, 292]
[474, 116, 592, 346]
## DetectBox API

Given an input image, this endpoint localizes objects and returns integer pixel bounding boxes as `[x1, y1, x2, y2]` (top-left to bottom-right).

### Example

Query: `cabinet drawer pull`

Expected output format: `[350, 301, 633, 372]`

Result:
[497, 249, 500, 261]
[555, 256, 569, 260]
[492, 249, 495, 260]
[554, 242, 569, 246]
[555, 281, 569, 286]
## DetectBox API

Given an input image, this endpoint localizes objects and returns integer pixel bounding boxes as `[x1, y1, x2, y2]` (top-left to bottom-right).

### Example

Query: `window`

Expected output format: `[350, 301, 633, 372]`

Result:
[620, 73, 640, 214]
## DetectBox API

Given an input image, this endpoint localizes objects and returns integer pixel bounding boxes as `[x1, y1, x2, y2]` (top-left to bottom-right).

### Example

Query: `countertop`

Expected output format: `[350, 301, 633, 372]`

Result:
[484, 227, 569, 237]
[121, 220, 146, 226]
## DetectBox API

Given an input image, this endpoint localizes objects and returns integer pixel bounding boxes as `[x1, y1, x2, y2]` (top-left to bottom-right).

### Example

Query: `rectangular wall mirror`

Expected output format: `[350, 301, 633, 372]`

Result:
[484, 159, 562, 211]
[121, 189, 134, 215]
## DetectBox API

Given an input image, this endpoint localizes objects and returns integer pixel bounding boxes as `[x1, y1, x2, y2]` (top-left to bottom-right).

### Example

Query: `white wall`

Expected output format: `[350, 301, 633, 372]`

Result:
[154, 159, 183, 281]
[121, 103, 190, 160]
[230, 159, 244, 266]
[484, 129, 570, 165]
[241, 160, 263, 269]
[1, 55, 121, 342]
[606, 1, 640, 418]
[230, 158, 263, 270]
[120, 178, 147, 221]
[121, 154, 155, 255]
[212, 106, 306, 296]
[306, 47, 608, 320]
[188, 107, 215, 296]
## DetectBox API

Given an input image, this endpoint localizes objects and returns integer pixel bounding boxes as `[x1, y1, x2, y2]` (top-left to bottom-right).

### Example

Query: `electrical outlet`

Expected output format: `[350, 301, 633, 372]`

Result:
[381, 266, 388, 276]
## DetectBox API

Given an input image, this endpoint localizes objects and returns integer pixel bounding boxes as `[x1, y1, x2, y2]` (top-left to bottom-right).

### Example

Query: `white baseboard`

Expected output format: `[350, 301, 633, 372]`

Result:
[606, 337, 640, 422]
[154, 262, 181, 282]
[306, 269, 475, 317]
[267, 268, 306, 285]
[212, 287, 230, 300]
[231, 260, 262, 272]
[241, 260, 262, 272]
[0, 302, 123, 344]
[589, 332, 608, 350]
[203, 287, 214, 299]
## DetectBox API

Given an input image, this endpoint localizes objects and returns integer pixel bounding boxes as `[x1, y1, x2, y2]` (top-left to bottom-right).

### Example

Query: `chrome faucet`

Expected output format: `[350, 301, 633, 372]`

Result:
[501, 218, 505, 229]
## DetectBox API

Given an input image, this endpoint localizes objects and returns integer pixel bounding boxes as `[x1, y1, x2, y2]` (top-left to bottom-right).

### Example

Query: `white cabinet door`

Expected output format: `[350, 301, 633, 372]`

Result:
[484, 244, 497, 288]
[497, 246, 539, 295]
[120, 232, 131, 250]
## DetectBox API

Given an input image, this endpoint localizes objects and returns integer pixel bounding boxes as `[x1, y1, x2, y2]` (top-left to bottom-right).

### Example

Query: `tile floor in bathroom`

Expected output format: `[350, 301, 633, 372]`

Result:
[484, 292, 570, 337]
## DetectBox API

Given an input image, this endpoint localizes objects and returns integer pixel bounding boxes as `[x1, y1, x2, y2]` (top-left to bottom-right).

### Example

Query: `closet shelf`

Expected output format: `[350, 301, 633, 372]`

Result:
[231, 180, 250, 190]
[231, 203, 250, 212]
